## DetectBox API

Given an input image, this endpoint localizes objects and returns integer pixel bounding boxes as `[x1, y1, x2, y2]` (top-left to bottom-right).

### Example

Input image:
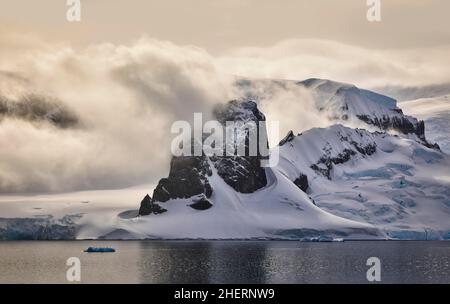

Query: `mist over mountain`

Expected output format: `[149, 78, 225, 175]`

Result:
[373, 83, 450, 101]
[0, 35, 449, 195]
[401, 95, 450, 154]
[122, 79, 450, 240]
[1, 61, 449, 240]
[0, 37, 233, 193]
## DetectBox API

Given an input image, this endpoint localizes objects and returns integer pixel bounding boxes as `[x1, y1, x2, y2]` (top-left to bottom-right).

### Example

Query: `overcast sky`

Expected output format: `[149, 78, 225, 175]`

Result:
[1, 0, 450, 52]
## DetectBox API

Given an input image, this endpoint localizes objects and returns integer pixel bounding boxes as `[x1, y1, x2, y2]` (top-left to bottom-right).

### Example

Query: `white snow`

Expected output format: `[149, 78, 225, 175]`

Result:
[236, 78, 420, 135]
[276, 124, 450, 238]
[112, 160, 377, 240]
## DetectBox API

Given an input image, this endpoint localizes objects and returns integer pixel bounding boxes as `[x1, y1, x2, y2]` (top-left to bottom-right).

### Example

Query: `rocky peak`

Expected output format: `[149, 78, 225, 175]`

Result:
[139, 99, 269, 216]
[235, 77, 437, 147]
[138, 194, 167, 216]
[210, 99, 268, 193]
[279, 130, 296, 146]
[213, 99, 266, 124]
[152, 155, 213, 203]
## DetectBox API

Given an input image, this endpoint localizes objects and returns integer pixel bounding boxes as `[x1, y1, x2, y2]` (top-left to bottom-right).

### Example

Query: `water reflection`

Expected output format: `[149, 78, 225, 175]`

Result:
[134, 241, 450, 284]
[137, 241, 212, 283]
[137, 241, 270, 283]
[0, 241, 449, 283]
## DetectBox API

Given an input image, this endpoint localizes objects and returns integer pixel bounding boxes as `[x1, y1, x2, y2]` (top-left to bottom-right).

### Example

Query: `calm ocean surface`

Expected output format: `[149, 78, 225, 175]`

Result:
[0, 241, 449, 284]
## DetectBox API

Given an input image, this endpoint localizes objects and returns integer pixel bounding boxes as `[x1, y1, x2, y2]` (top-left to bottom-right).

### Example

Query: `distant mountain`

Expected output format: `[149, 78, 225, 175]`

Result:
[236, 78, 435, 147]
[373, 83, 450, 101]
[401, 95, 450, 154]
[0, 93, 78, 128]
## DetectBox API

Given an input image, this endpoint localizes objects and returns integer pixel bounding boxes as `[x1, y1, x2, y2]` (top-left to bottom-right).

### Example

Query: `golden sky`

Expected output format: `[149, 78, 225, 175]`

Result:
[1, 0, 449, 52]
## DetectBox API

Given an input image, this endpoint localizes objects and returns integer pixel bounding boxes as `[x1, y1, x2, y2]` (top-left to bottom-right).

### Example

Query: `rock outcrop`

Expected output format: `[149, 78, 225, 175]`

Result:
[138, 99, 269, 216]
[188, 195, 213, 210]
[293, 174, 309, 192]
[152, 156, 212, 203]
[309, 130, 377, 179]
[210, 100, 268, 193]
[0, 94, 78, 128]
[279, 130, 296, 146]
[138, 194, 167, 216]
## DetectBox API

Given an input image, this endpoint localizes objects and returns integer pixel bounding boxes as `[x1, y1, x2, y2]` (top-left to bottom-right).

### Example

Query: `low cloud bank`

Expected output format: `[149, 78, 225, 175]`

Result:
[1, 35, 449, 193]
[0, 36, 232, 192]
[219, 39, 450, 88]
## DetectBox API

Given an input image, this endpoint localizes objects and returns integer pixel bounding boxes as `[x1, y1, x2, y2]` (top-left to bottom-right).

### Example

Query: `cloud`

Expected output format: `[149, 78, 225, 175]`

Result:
[1, 34, 450, 193]
[218, 39, 450, 88]
[0, 36, 233, 193]
[232, 79, 331, 144]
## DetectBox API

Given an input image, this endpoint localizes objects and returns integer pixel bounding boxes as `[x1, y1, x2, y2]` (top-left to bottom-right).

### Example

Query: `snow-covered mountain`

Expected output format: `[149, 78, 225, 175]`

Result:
[373, 83, 450, 102]
[1, 78, 449, 240]
[400, 95, 450, 154]
[236, 78, 435, 147]
[128, 99, 380, 240]
[277, 124, 450, 239]
[116, 80, 449, 240]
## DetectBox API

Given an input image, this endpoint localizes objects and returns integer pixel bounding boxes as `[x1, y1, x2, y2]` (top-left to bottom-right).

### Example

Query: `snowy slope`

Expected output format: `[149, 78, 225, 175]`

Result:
[117, 100, 380, 240]
[0, 173, 377, 240]
[113, 163, 378, 240]
[276, 125, 450, 239]
[236, 78, 429, 144]
[116, 95, 449, 240]
[400, 95, 450, 154]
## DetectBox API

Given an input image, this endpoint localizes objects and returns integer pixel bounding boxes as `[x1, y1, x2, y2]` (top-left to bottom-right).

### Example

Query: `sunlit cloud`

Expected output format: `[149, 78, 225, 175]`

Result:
[1, 33, 449, 193]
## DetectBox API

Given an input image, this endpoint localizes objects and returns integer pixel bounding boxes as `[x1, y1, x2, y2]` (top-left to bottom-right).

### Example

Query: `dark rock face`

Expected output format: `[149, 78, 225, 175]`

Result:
[279, 130, 296, 146]
[210, 99, 268, 193]
[311, 149, 356, 179]
[152, 156, 212, 203]
[310, 133, 377, 180]
[213, 99, 266, 124]
[309, 196, 317, 206]
[356, 114, 426, 141]
[212, 156, 267, 193]
[169, 155, 212, 177]
[352, 111, 437, 150]
[189, 195, 213, 210]
[139, 99, 269, 214]
[293, 174, 309, 192]
[138, 194, 167, 216]
[0, 94, 78, 128]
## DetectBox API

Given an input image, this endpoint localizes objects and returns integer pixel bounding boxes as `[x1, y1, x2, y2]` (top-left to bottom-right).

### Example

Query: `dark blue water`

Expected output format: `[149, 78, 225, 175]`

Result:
[0, 241, 449, 283]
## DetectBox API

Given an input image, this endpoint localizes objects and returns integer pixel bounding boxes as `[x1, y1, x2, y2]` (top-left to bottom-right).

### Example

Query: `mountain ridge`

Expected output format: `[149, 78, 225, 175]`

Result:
[128, 79, 450, 240]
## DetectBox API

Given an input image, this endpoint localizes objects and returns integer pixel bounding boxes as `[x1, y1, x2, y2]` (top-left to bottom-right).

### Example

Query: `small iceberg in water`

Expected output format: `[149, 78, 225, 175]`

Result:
[84, 247, 116, 253]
